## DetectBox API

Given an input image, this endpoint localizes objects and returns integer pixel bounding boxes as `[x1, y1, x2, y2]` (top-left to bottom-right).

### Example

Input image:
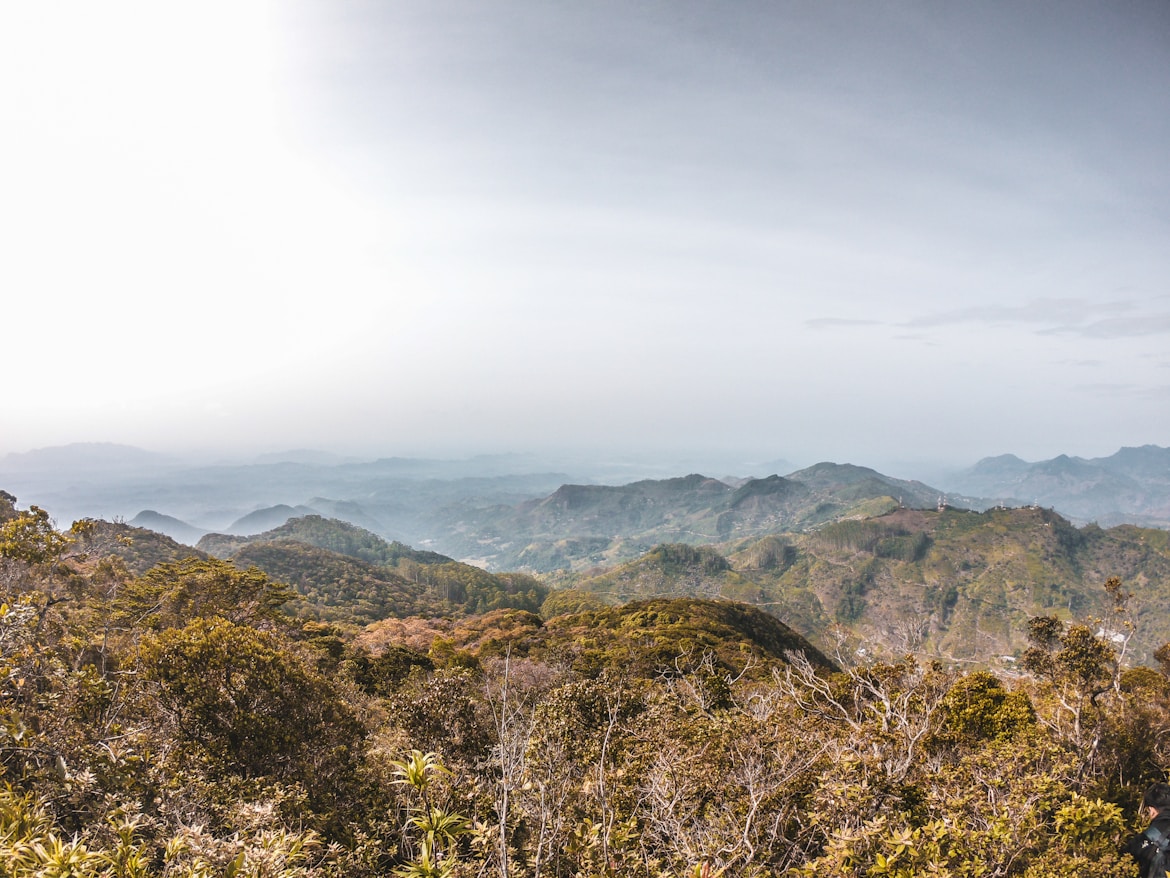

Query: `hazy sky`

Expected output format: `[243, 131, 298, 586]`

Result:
[3, 1, 1168, 470]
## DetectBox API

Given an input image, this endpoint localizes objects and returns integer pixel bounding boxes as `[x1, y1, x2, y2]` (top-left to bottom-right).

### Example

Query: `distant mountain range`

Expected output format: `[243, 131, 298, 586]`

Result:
[432, 463, 944, 571]
[3, 443, 1168, 561]
[0, 443, 578, 543]
[944, 445, 1170, 527]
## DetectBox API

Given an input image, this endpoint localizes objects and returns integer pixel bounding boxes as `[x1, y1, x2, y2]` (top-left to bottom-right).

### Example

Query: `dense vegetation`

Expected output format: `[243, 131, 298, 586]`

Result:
[567, 506, 1170, 667]
[109, 516, 551, 628]
[1, 491, 1168, 877]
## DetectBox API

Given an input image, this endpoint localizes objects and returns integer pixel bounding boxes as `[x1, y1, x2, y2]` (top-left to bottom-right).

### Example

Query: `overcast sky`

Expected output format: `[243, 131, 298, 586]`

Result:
[2, 1, 1168, 471]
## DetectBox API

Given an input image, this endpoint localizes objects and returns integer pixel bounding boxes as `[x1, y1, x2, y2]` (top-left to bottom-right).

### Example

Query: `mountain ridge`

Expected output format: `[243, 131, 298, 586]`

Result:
[547, 504, 1170, 669]
[440, 463, 951, 571]
[3, 444, 1168, 562]
[946, 444, 1170, 526]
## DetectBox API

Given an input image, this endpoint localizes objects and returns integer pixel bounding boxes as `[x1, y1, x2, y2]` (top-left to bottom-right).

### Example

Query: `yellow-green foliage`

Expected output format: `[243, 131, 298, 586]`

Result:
[222, 540, 548, 625]
[939, 670, 1036, 743]
[540, 587, 606, 618]
[120, 557, 296, 629]
[0, 505, 72, 565]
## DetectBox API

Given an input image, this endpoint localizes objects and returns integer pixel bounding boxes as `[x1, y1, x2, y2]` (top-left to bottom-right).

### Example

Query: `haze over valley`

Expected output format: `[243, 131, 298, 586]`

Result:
[5, 441, 1170, 553]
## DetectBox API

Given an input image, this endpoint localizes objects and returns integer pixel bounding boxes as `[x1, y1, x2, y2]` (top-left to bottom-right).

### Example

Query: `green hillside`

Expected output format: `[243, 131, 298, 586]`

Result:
[540, 597, 837, 676]
[72, 518, 210, 574]
[230, 540, 445, 625]
[572, 543, 762, 605]
[442, 464, 947, 571]
[200, 517, 550, 625]
[561, 506, 1170, 667]
[198, 514, 449, 565]
[356, 596, 836, 679]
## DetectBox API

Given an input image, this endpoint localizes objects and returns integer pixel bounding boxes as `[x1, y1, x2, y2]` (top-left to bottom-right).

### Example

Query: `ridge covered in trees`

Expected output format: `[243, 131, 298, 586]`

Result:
[436, 464, 945, 570]
[88, 515, 550, 627]
[565, 506, 1170, 667]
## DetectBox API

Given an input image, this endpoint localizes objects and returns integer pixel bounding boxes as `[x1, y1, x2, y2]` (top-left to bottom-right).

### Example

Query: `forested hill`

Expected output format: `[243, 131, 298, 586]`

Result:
[197, 515, 548, 624]
[564, 505, 1170, 666]
[352, 597, 837, 678]
[73, 518, 212, 574]
[197, 514, 450, 565]
[439, 463, 948, 570]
